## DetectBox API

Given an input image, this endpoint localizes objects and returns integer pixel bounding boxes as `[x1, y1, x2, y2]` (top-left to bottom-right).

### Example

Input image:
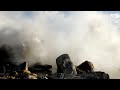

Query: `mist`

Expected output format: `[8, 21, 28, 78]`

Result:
[0, 11, 120, 78]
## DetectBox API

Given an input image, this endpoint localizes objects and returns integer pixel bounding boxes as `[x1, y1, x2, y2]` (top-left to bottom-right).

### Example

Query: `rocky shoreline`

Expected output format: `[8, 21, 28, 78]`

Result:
[0, 54, 109, 79]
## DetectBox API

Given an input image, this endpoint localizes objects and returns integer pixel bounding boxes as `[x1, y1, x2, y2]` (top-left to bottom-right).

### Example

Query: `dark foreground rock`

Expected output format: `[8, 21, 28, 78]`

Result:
[29, 63, 52, 72]
[47, 71, 109, 79]
[14, 62, 28, 72]
[76, 61, 94, 74]
[9, 62, 37, 79]
[56, 54, 77, 75]
[48, 54, 109, 79]
[0, 53, 110, 79]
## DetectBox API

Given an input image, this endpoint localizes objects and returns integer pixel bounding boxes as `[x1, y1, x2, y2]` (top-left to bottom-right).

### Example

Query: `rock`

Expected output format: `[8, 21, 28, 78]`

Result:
[28, 75, 37, 79]
[47, 73, 64, 79]
[18, 71, 38, 79]
[9, 71, 18, 77]
[30, 63, 52, 71]
[76, 60, 94, 74]
[37, 74, 48, 79]
[23, 70, 31, 75]
[56, 54, 77, 75]
[14, 62, 28, 72]
[26, 73, 38, 79]
[47, 71, 109, 79]
[80, 71, 109, 79]
[29, 63, 52, 74]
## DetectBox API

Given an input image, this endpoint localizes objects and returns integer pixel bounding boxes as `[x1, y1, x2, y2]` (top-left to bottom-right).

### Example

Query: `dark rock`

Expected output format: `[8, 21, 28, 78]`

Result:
[14, 62, 28, 72]
[9, 71, 18, 77]
[47, 71, 109, 79]
[56, 54, 77, 75]
[76, 60, 94, 74]
[4, 63, 16, 73]
[79, 71, 109, 79]
[16, 70, 37, 79]
[0, 63, 17, 74]
[47, 73, 64, 79]
[29, 63, 52, 72]
[37, 74, 48, 79]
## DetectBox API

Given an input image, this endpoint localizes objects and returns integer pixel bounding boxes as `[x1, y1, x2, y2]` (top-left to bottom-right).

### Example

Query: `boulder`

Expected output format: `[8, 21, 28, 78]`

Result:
[76, 60, 94, 74]
[47, 71, 109, 79]
[37, 74, 48, 79]
[56, 54, 77, 75]
[9, 71, 18, 77]
[14, 62, 28, 72]
[79, 71, 109, 79]
[47, 73, 64, 79]
[30, 63, 52, 72]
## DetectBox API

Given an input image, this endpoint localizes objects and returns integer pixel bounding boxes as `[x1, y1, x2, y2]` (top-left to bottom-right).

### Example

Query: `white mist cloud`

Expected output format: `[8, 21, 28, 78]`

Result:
[0, 11, 120, 78]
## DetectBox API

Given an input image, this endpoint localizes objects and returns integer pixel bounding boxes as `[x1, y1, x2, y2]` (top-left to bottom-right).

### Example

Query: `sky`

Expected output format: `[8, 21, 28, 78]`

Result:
[103, 11, 120, 14]
[21, 11, 120, 18]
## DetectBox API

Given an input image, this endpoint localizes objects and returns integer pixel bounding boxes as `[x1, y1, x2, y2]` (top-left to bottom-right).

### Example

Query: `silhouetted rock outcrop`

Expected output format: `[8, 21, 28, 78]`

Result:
[76, 60, 94, 74]
[14, 62, 28, 72]
[56, 54, 77, 75]
[30, 63, 52, 72]
[0, 53, 110, 79]
[48, 54, 109, 79]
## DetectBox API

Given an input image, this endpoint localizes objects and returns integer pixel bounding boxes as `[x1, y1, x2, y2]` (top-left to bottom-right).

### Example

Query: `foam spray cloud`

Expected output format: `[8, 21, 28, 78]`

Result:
[0, 11, 120, 78]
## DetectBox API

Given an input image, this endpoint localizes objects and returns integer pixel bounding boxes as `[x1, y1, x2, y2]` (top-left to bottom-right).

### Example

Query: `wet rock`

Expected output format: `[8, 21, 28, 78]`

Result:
[76, 60, 94, 74]
[18, 68, 38, 79]
[0, 63, 16, 74]
[28, 75, 37, 79]
[47, 71, 109, 79]
[29, 63, 52, 76]
[22, 73, 37, 79]
[5, 76, 16, 79]
[79, 71, 109, 79]
[47, 73, 64, 79]
[56, 54, 77, 75]
[12, 62, 38, 79]
[30, 63, 52, 72]
[9, 71, 18, 77]
[37, 74, 48, 79]
[14, 62, 28, 72]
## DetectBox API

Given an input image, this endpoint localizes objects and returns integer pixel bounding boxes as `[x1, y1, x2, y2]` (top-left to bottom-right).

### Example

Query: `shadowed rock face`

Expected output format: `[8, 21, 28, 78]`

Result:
[0, 52, 110, 79]
[30, 63, 52, 72]
[14, 62, 28, 72]
[76, 61, 94, 74]
[47, 54, 109, 79]
[47, 71, 109, 79]
[56, 54, 77, 75]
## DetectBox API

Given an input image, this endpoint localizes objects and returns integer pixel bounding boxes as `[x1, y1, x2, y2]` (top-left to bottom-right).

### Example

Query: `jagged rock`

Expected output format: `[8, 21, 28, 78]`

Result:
[9, 71, 18, 77]
[37, 74, 48, 79]
[23, 73, 37, 79]
[0, 63, 16, 74]
[14, 62, 28, 72]
[17, 71, 37, 79]
[29, 63, 52, 75]
[76, 60, 94, 74]
[47, 73, 64, 79]
[56, 54, 77, 75]
[47, 71, 109, 79]
[28, 75, 37, 79]
[79, 71, 109, 79]
[12, 62, 38, 79]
